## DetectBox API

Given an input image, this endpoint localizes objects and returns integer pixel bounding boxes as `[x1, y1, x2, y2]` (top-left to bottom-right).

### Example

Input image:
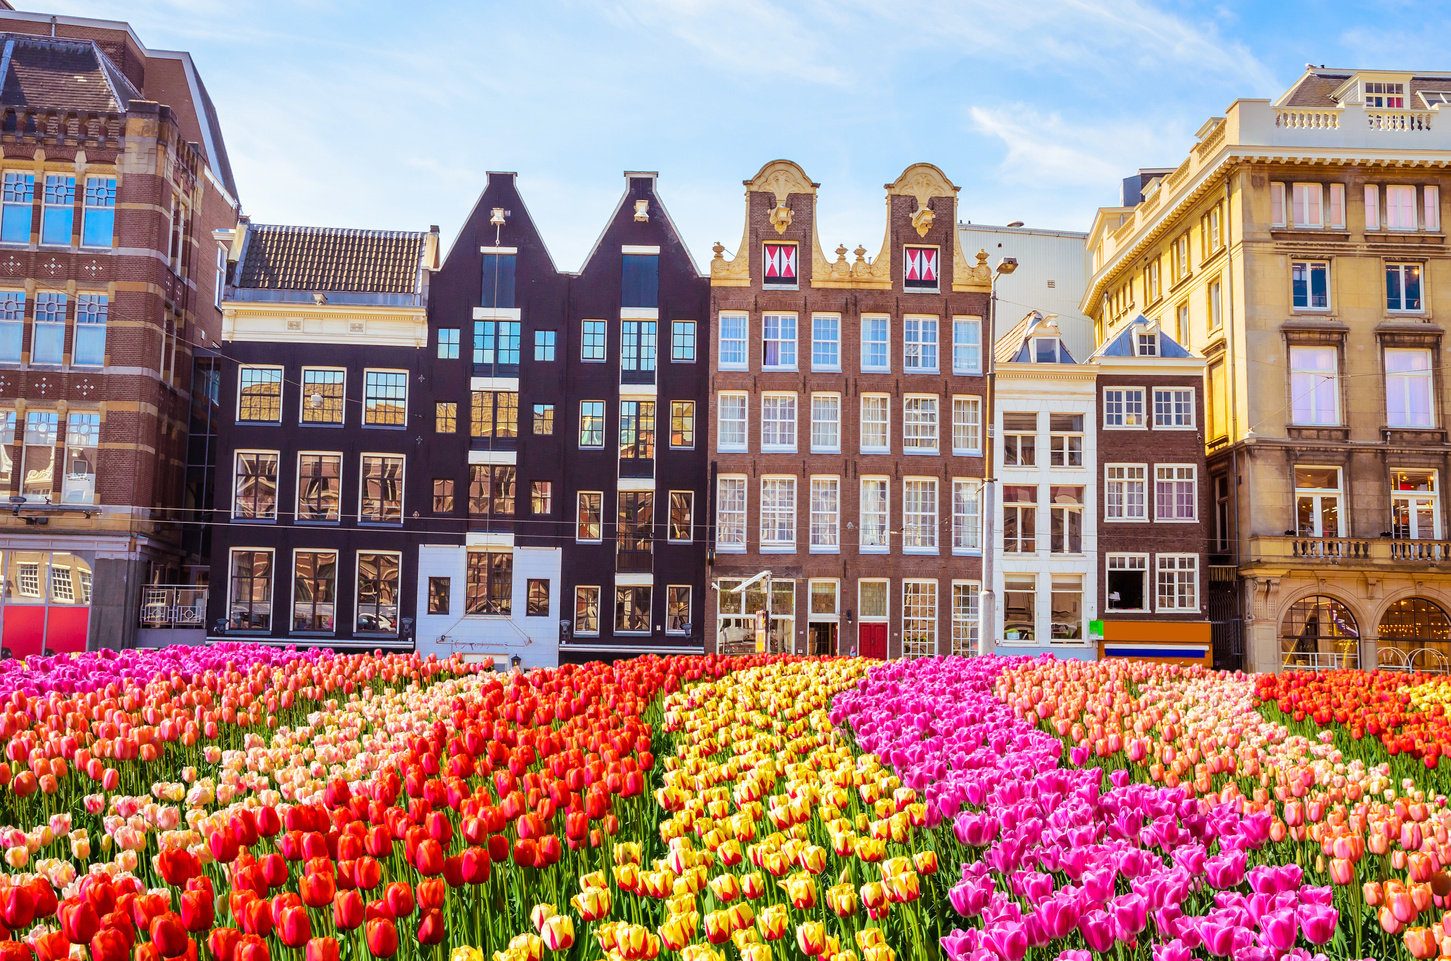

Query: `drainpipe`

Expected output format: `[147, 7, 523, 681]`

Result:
[979, 282, 998, 655]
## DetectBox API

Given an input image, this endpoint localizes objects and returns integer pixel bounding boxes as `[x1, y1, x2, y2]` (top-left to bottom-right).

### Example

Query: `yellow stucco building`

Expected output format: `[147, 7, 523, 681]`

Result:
[1083, 67, 1451, 673]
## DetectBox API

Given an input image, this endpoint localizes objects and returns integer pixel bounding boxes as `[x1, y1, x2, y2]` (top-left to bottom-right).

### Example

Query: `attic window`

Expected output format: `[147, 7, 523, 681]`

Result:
[1364, 81, 1405, 108]
[1137, 332, 1158, 356]
[1421, 91, 1451, 108]
[1032, 337, 1060, 363]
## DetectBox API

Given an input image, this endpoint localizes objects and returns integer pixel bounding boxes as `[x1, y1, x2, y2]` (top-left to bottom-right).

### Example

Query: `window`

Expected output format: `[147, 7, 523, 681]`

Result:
[581, 320, 607, 362]
[860, 395, 890, 453]
[669, 401, 694, 449]
[300, 369, 344, 425]
[61, 412, 98, 505]
[902, 395, 939, 453]
[1032, 337, 1064, 364]
[1154, 388, 1195, 428]
[901, 581, 938, 658]
[427, 577, 450, 615]
[228, 550, 273, 632]
[1105, 465, 1148, 521]
[468, 465, 515, 517]
[1049, 485, 1082, 553]
[1295, 466, 1343, 538]
[718, 313, 747, 369]
[810, 394, 840, 453]
[1156, 555, 1198, 612]
[531, 481, 552, 515]
[859, 477, 889, 552]
[1392, 470, 1440, 540]
[291, 551, 337, 633]
[1201, 204, 1223, 257]
[1050, 576, 1083, 641]
[579, 401, 605, 448]
[526, 579, 550, 617]
[671, 321, 696, 362]
[1366, 81, 1405, 108]
[903, 246, 939, 291]
[73, 294, 106, 367]
[438, 328, 460, 359]
[717, 392, 747, 451]
[432, 478, 454, 514]
[1002, 413, 1036, 466]
[861, 315, 890, 372]
[1387, 185, 1417, 231]
[1387, 263, 1423, 312]
[0, 291, 22, 363]
[809, 476, 839, 552]
[618, 400, 656, 461]
[473, 320, 521, 369]
[233, 451, 279, 520]
[857, 580, 888, 623]
[902, 477, 938, 552]
[480, 252, 516, 308]
[297, 453, 341, 522]
[621, 320, 658, 378]
[952, 396, 982, 455]
[1106, 555, 1148, 611]
[763, 242, 798, 287]
[1291, 261, 1330, 310]
[360, 454, 405, 523]
[19, 411, 56, 501]
[716, 476, 747, 550]
[760, 477, 796, 549]
[574, 586, 600, 635]
[1155, 465, 1197, 521]
[1291, 183, 1323, 229]
[1143, 259, 1161, 303]
[1289, 345, 1340, 426]
[621, 254, 659, 308]
[952, 478, 981, 553]
[952, 317, 982, 375]
[1427, 185, 1442, 232]
[534, 330, 556, 362]
[1329, 184, 1346, 229]
[472, 391, 519, 438]
[951, 582, 980, 656]
[761, 392, 797, 451]
[1136, 332, 1158, 357]
[1103, 388, 1146, 429]
[1386, 348, 1435, 428]
[465, 552, 512, 615]
[1, 172, 33, 243]
[1003, 484, 1036, 554]
[617, 491, 653, 551]
[762, 313, 797, 369]
[0, 410, 12, 499]
[576, 492, 603, 541]
[667, 586, 691, 634]
[532, 404, 555, 436]
[615, 586, 651, 633]
[669, 491, 693, 542]
[1170, 232, 1190, 284]
[31, 292, 65, 364]
[1175, 303, 1189, 347]
[1049, 414, 1083, 468]
[904, 316, 938, 372]
[40, 175, 74, 246]
[362, 371, 406, 426]
[1208, 279, 1222, 332]
[811, 314, 840, 370]
[215, 245, 226, 309]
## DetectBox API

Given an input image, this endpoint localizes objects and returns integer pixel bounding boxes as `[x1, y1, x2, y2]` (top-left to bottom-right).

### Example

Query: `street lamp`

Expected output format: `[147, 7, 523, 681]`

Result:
[979, 255, 1018, 656]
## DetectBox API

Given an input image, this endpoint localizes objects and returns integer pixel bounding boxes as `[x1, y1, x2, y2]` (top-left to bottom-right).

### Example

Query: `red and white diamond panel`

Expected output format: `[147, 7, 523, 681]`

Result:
[763, 242, 797, 283]
[904, 246, 939, 288]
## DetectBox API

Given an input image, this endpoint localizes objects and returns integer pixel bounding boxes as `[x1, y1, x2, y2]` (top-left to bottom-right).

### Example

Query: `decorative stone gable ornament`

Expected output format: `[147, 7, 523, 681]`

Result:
[769, 202, 793, 234]
[911, 203, 935, 237]
[634, 199, 650, 222]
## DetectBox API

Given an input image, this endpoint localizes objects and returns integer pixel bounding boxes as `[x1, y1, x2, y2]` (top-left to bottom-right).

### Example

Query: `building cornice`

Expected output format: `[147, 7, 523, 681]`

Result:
[220, 301, 427, 348]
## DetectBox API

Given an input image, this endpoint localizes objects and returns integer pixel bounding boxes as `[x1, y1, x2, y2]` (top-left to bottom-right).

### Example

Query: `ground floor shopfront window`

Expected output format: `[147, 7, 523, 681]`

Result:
[1280, 594, 1358, 670]
[0, 550, 91, 656]
[1376, 596, 1451, 672]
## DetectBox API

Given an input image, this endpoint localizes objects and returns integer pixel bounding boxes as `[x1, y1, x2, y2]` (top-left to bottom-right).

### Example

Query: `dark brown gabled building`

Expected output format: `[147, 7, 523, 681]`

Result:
[0, 13, 238, 655]
[706, 161, 992, 659]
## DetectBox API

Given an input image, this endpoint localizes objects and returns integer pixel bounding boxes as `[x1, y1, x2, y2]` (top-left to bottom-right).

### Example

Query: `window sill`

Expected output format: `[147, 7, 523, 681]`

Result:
[714, 545, 746, 553]
[861, 367, 892, 375]
[861, 448, 891, 456]
[760, 545, 796, 553]
[902, 449, 939, 456]
[902, 548, 940, 556]
[811, 367, 842, 374]
[1106, 609, 1151, 615]
[952, 369, 984, 377]
[1104, 517, 1150, 524]
[951, 549, 983, 556]
[904, 368, 941, 375]
[717, 447, 748, 455]
[761, 366, 799, 373]
[810, 448, 842, 455]
[859, 546, 890, 554]
[952, 449, 983, 458]
[808, 547, 840, 554]
[760, 447, 797, 454]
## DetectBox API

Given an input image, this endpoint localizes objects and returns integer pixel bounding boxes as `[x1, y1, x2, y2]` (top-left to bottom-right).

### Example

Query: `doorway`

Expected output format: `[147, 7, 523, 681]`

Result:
[859, 622, 888, 659]
[809, 622, 838, 656]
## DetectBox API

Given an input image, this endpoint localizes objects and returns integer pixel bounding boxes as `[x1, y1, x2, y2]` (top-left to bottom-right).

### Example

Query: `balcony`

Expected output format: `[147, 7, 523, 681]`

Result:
[616, 547, 653, 574]
[139, 585, 208, 628]
[1249, 535, 1451, 569]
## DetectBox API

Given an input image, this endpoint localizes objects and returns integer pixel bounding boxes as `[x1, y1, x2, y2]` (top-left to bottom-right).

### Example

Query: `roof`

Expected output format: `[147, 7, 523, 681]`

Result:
[1092, 315, 1194, 359]
[235, 225, 431, 295]
[1279, 67, 1451, 108]
[0, 34, 139, 112]
[998, 311, 1079, 364]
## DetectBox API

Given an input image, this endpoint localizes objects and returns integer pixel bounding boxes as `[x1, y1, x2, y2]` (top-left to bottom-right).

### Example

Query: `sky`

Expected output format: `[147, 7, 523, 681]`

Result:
[37, 0, 1451, 270]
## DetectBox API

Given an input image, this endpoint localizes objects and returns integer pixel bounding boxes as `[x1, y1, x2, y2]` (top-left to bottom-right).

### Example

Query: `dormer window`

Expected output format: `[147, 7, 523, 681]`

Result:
[1421, 91, 1451, 108]
[1136, 332, 1158, 356]
[1365, 81, 1405, 108]
[1032, 337, 1060, 363]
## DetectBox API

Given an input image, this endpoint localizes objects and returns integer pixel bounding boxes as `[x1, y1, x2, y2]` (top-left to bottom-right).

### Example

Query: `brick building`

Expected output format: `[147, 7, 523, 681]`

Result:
[706, 161, 992, 658]
[0, 12, 237, 654]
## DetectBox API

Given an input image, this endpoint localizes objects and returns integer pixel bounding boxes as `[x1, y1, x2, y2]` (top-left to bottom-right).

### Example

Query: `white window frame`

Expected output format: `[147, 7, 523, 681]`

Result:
[575, 491, 603, 543]
[1152, 387, 1196, 429]
[952, 316, 982, 375]
[717, 312, 748, 370]
[1291, 182, 1323, 229]
[579, 400, 606, 449]
[760, 391, 798, 452]
[1105, 463, 1148, 521]
[361, 368, 408, 428]
[1288, 345, 1341, 427]
[716, 391, 748, 452]
[759, 475, 797, 551]
[808, 475, 840, 553]
[573, 586, 601, 636]
[1386, 347, 1436, 429]
[1386, 262, 1424, 313]
[952, 395, 982, 456]
[227, 547, 275, 633]
[1295, 466, 1345, 538]
[1392, 469, 1441, 540]
[1155, 554, 1199, 612]
[861, 314, 890, 372]
[666, 585, 692, 635]
[859, 476, 890, 553]
[1103, 387, 1146, 429]
[901, 579, 938, 658]
[1291, 260, 1330, 311]
[858, 578, 889, 623]
[762, 312, 798, 371]
[950, 580, 980, 656]
[1106, 553, 1150, 613]
[902, 394, 939, 454]
[1154, 464, 1198, 522]
[810, 392, 841, 453]
[358, 452, 406, 525]
[951, 478, 982, 555]
[903, 315, 939, 373]
[1387, 185, 1418, 231]
[902, 476, 938, 553]
[715, 475, 747, 552]
[232, 449, 280, 521]
[860, 394, 890, 454]
[811, 313, 841, 372]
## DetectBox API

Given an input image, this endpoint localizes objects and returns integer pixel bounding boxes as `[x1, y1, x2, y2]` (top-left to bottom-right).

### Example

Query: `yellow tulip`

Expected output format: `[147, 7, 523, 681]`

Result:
[757, 904, 788, 941]
[796, 921, 827, 957]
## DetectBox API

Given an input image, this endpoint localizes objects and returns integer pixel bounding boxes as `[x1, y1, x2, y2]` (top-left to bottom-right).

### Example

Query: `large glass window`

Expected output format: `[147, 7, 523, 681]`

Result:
[480, 253, 516, 308]
[621, 320, 657, 379]
[1387, 263, 1423, 312]
[667, 586, 691, 634]
[902, 477, 938, 551]
[300, 369, 344, 424]
[581, 320, 607, 362]
[40, 175, 74, 246]
[671, 320, 696, 362]
[238, 367, 283, 423]
[428, 577, 450, 615]
[1295, 466, 1343, 538]
[438, 328, 460, 359]
[576, 491, 603, 541]
[356, 553, 400, 634]
[717, 393, 747, 451]
[902, 580, 938, 658]
[1106, 554, 1148, 611]
[360, 454, 404, 523]
[860, 477, 889, 552]
[1003, 484, 1037, 554]
[860, 395, 890, 453]
[621, 254, 658, 308]
[1049, 414, 1083, 467]
[465, 551, 512, 615]
[718, 313, 747, 369]
[953, 396, 982, 455]
[1292, 261, 1329, 310]
[1, 172, 34, 244]
[534, 329, 555, 361]
[20, 411, 57, 502]
[473, 320, 521, 368]
[904, 316, 938, 372]
[0, 410, 14, 498]
[1103, 388, 1146, 428]
[233, 451, 279, 520]
[1105, 465, 1147, 521]
[574, 586, 600, 635]
[716, 476, 747, 550]
[526, 579, 551, 617]
[297, 453, 341, 521]
[810, 393, 840, 453]
[1153, 388, 1195, 428]
[1281, 595, 1359, 670]
[471, 391, 519, 438]
[669, 401, 694, 448]
[812, 314, 840, 370]
[809, 476, 839, 552]
[432, 478, 454, 514]
[953, 317, 982, 374]
[669, 491, 693, 542]
[579, 401, 605, 448]
[761, 393, 797, 451]
[1156, 555, 1198, 612]
[60, 412, 98, 505]
[72, 293, 107, 367]
[951, 582, 980, 656]
[1049, 485, 1082, 553]
[1392, 469, 1439, 540]
[31, 292, 65, 365]
[81, 176, 115, 248]
[952, 478, 981, 553]
[1051, 576, 1084, 641]
[762, 313, 797, 369]
[861, 315, 889, 371]
[619, 400, 656, 461]
[468, 464, 516, 517]
[1386, 185, 1417, 230]
[1155, 465, 1197, 521]
[228, 550, 273, 632]
[292, 551, 337, 633]
[760, 477, 796, 548]
[1002, 413, 1036, 466]
[0, 291, 23, 363]
[902, 395, 938, 453]
[363, 370, 407, 426]
[616, 491, 654, 551]
[615, 585, 651, 633]
[529, 404, 552, 436]
[1386, 348, 1435, 428]
[1289, 345, 1339, 426]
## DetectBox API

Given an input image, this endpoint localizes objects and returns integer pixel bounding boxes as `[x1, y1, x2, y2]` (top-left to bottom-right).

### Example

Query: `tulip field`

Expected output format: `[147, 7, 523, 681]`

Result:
[9, 648, 1451, 960]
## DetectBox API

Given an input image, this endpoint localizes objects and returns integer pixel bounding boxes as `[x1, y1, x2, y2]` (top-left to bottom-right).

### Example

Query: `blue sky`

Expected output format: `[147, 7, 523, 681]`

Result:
[44, 0, 1451, 269]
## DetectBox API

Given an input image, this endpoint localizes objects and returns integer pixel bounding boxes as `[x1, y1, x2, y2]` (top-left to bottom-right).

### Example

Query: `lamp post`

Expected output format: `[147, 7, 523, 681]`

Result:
[979, 254, 1018, 656]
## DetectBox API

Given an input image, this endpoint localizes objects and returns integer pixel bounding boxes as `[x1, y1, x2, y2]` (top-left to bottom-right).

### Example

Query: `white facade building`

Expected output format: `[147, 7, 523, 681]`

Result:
[959, 222, 1094, 361]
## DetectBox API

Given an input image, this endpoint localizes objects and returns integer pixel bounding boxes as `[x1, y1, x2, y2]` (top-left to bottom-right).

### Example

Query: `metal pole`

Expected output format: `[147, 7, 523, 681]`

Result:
[979, 280, 997, 656]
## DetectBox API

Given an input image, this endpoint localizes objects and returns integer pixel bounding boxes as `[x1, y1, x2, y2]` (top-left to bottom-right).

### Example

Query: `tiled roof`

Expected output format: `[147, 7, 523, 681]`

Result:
[1095, 315, 1193, 359]
[235, 225, 429, 295]
[0, 35, 138, 112]
[1281, 68, 1451, 108]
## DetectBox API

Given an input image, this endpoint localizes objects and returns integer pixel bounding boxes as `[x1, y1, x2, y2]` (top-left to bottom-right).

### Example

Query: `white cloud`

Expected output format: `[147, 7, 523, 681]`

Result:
[967, 103, 1187, 189]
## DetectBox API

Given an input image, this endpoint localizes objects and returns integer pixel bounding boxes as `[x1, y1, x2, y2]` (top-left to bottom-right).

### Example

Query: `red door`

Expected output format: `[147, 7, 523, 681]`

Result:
[859, 623, 888, 659]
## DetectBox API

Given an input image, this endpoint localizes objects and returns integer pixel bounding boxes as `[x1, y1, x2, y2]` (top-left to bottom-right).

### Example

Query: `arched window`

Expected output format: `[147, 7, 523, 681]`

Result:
[1378, 597, 1451, 673]
[1280, 595, 1359, 670]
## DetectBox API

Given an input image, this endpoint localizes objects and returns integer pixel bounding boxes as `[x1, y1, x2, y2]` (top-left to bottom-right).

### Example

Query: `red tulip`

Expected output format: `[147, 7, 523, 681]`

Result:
[158, 849, 202, 887]
[150, 913, 189, 958]
[382, 883, 413, 919]
[538, 835, 562, 866]
[462, 847, 490, 886]
[81, 877, 116, 917]
[416, 910, 446, 946]
[254, 808, 281, 838]
[91, 929, 130, 961]
[59, 899, 100, 943]
[332, 891, 364, 932]
[276, 905, 312, 949]
[365, 918, 399, 959]
[207, 928, 241, 961]
[236, 935, 269, 961]
[487, 834, 509, 863]
[28, 879, 56, 921]
[416, 879, 446, 912]
[241, 899, 272, 939]
[2, 882, 34, 929]
[208, 830, 239, 863]
[258, 854, 288, 889]
[354, 857, 383, 891]
[299, 873, 335, 909]
[364, 900, 393, 924]
[32, 931, 68, 961]
[513, 838, 538, 868]
[305, 938, 340, 961]
[413, 839, 444, 877]
[442, 855, 465, 888]
[179, 890, 213, 933]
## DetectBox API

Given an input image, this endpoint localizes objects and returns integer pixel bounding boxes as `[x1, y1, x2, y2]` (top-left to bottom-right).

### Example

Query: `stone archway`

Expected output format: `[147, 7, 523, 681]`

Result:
[1279, 593, 1360, 670]
[1377, 596, 1451, 674]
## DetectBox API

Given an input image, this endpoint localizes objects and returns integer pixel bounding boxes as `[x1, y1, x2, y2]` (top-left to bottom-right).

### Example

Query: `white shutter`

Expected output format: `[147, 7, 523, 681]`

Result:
[1426, 185, 1441, 232]
[1365, 184, 1380, 230]
[1270, 182, 1285, 227]
[1329, 184, 1346, 229]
